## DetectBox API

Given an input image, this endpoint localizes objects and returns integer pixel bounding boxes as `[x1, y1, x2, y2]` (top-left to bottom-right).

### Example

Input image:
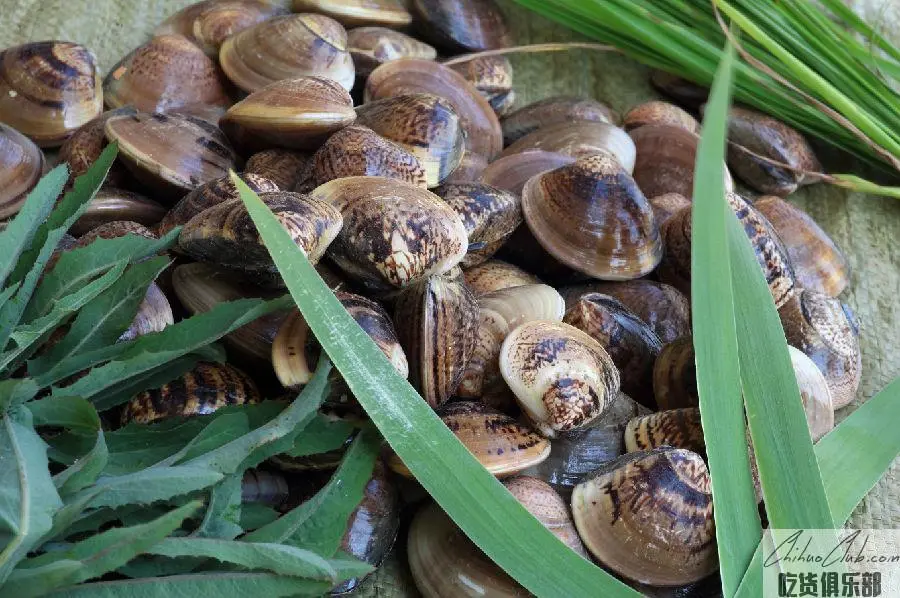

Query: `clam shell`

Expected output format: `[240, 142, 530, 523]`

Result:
[653, 337, 698, 411]
[623, 101, 700, 133]
[522, 152, 662, 281]
[0, 41, 102, 147]
[58, 106, 136, 185]
[461, 259, 541, 297]
[104, 34, 231, 113]
[479, 150, 575, 196]
[571, 447, 718, 586]
[649, 192, 691, 226]
[76, 220, 157, 247]
[500, 320, 620, 438]
[293, 0, 411, 27]
[440, 152, 489, 185]
[409, 0, 511, 53]
[310, 176, 468, 289]
[119, 282, 174, 342]
[105, 112, 238, 201]
[434, 182, 521, 267]
[220, 77, 356, 152]
[393, 275, 478, 407]
[501, 96, 616, 146]
[219, 14, 355, 93]
[70, 188, 167, 237]
[155, 1, 217, 39]
[365, 59, 503, 160]
[245, 149, 312, 191]
[241, 469, 290, 506]
[192, 1, 289, 55]
[448, 55, 514, 117]
[624, 408, 704, 454]
[0, 123, 45, 219]
[312, 124, 427, 188]
[348, 27, 436, 76]
[650, 70, 708, 109]
[501, 121, 636, 173]
[504, 476, 588, 557]
[120, 361, 260, 425]
[789, 346, 835, 441]
[754, 196, 849, 298]
[354, 94, 466, 187]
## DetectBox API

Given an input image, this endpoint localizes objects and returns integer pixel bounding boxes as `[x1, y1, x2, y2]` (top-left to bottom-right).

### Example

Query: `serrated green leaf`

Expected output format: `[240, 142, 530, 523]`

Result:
[0, 378, 39, 412]
[328, 553, 376, 582]
[146, 538, 337, 581]
[74, 466, 223, 510]
[116, 554, 205, 579]
[0, 165, 67, 289]
[30, 257, 170, 377]
[27, 396, 101, 435]
[0, 406, 63, 583]
[284, 415, 354, 458]
[39, 489, 106, 545]
[46, 572, 331, 597]
[155, 413, 250, 469]
[0, 285, 20, 325]
[194, 475, 243, 540]
[239, 504, 279, 532]
[53, 429, 108, 497]
[0, 559, 82, 598]
[242, 428, 378, 557]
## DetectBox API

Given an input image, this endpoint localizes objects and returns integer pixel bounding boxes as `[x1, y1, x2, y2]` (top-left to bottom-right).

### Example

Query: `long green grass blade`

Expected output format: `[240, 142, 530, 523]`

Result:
[690, 40, 761, 597]
[232, 174, 640, 597]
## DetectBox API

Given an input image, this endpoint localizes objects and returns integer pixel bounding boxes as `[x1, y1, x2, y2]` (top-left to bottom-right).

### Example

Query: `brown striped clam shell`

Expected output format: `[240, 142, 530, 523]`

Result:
[191, 1, 289, 56]
[479, 150, 575, 196]
[312, 124, 427, 188]
[501, 121, 636, 173]
[348, 27, 436, 77]
[0, 123, 45, 219]
[245, 149, 313, 191]
[501, 96, 616, 146]
[461, 259, 541, 297]
[649, 192, 691, 226]
[70, 188, 167, 237]
[653, 336, 698, 411]
[440, 152, 488, 185]
[623, 101, 700, 133]
[293, 0, 411, 27]
[624, 408, 705, 454]
[409, 0, 511, 53]
[76, 220, 157, 248]
[155, 1, 218, 39]
[448, 55, 515, 117]
[58, 106, 136, 185]
[503, 476, 588, 557]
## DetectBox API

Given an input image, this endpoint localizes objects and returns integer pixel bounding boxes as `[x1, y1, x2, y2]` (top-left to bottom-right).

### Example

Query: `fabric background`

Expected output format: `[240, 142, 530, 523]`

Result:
[1, 0, 898, 594]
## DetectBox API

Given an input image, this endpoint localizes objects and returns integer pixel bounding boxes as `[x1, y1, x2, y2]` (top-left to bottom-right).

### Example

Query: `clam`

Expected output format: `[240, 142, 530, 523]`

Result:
[158, 173, 280, 237]
[178, 191, 342, 278]
[389, 402, 550, 477]
[76, 220, 157, 247]
[649, 192, 691, 226]
[461, 259, 541, 297]
[624, 408, 705, 454]
[219, 14, 355, 93]
[172, 262, 289, 364]
[563, 293, 663, 407]
[571, 447, 718, 586]
[779, 289, 861, 409]
[241, 469, 290, 507]
[448, 55, 515, 117]
[725, 106, 821, 196]
[393, 275, 478, 408]
[70, 189, 167, 237]
[409, 0, 511, 53]
[408, 503, 529, 598]
[562, 280, 690, 345]
[105, 112, 238, 201]
[440, 153, 489, 185]
[244, 149, 312, 192]
[365, 59, 503, 160]
[658, 193, 796, 307]
[435, 182, 521, 267]
[623, 101, 700, 133]
[457, 284, 564, 399]
[522, 152, 662, 280]
[500, 320, 620, 438]
[220, 77, 356, 152]
[293, 0, 411, 27]
[630, 124, 732, 199]
[503, 476, 588, 557]
[58, 107, 136, 185]
[501, 121, 636, 173]
[650, 70, 708, 109]
[479, 150, 575, 196]
[789, 346, 835, 441]
[155, 1, 217, 39]
[310, 176, 468, 290]
[523, 392, 650, 499]
[104, 35, 231, 113]
[653, 337, 698, 411]
[0, 41, 102, 147]
[754, 195, 850, 297]
[190, 1, 289, 55]
[0, 123, 45, 219]
[501, 96, 616, 146]
[119, 282, 174, 342]
[120, 361, 260, 425]
[348, 27, 436, 77]
[312, 124, 427, 188]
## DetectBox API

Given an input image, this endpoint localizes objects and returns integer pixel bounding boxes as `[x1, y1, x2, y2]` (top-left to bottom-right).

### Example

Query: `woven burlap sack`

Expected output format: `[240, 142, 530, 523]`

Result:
[1, 0, 898, 595]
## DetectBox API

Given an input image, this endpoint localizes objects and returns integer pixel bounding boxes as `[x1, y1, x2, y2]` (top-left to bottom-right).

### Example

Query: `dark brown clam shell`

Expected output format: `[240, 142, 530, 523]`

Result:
[244, 149, 313, 192]
[623, 101, 700, 133]
[409, 0, 511, 53]
[650, 70, 708, 109]
[653, 336, 698, 411]
[312, 124, 427, 188]
[58, 107, 136, 186]
[649, 192, 691, 226]
[501, 96, 616, 146]
[448, 55, 515, 117]
[71, 188, 167, 237]
[0, 123, 45, 219]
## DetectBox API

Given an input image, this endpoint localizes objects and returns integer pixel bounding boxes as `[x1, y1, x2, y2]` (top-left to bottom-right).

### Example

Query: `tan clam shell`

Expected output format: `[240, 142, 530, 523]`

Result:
[365, 59, 503, 161]
[155, 1, 218, 39]
[501, 96, 616, 146]
[571, 447, 718, 586]
[245, 149, 312, 191]
[192, 1, 289, 55]
[624, 408, 705, 454]
[448, 55, 515, 117]
[390, 402, 550, 478]
[500, 319, 620, 438]
[355, 94, 466, 188]
[409, 0, 511, 53]
[457, 284, 565, 399]
[479, 150, 575, 196]
[121, 361, 260, 425]
[522, 152, 662, 281]
[434, 182, 521, 267]
[503, 476, 588, 557]
[0, 41, 102, 147]
[103, 35, 231, 114]
[0, 123, 45, 219]
[71, 188, 167, 237]
[293, 0, 411, 27]
[119, 282, 174, 342]
[220, 77, 356, 152]
[158, 173, 279, 237]
[461, 259, 541, 297]
[312, 124, 427, 188]
[754, 195, 850, 298]
[219, 14, 355, 93]
[649, 192, 691, 226]
[393, 275, 478, 408]
[563, 293, 663, 407]
[779, 289, 861, 410]
[653, 336, 698, 411]
[501, 121, 636, 173]
[105, 112, 238, 201]
[348, 27, 436, 77]
[789, 346, 835, 441]
[623, 101, 700, 133]
[310, 176, 468, 290]
[58, 106, 136, 185]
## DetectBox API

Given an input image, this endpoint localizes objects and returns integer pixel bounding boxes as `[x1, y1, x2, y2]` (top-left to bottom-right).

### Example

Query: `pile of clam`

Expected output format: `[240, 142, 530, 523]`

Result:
[0, 0, 860, 594]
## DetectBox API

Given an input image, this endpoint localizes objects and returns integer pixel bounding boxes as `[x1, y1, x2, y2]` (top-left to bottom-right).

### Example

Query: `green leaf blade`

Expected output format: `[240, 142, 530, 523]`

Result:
[45, 572, 331, 598]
